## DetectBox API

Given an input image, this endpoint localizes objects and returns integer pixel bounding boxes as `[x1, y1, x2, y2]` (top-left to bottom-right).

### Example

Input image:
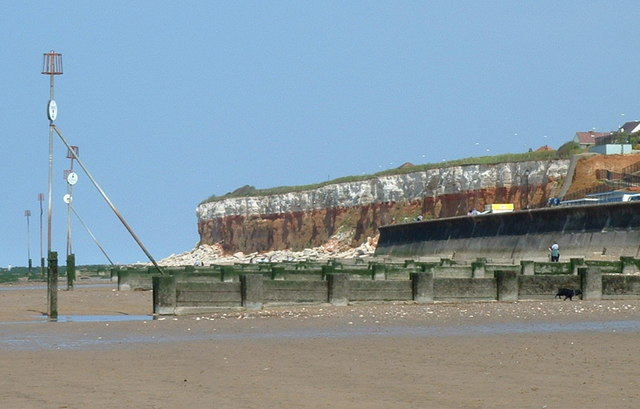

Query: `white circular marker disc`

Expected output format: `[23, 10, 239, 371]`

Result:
[63, 194, 72, 204]
[47, 100, 58, 121]
[67, 172, 78, 185]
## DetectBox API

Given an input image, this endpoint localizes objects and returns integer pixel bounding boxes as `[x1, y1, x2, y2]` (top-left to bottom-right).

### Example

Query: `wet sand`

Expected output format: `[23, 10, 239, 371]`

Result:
[1, 282, 639, 409]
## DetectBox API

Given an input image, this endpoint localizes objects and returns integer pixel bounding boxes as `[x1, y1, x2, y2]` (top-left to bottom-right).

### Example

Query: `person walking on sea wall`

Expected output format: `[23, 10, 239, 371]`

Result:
[549, 241, 560, 262]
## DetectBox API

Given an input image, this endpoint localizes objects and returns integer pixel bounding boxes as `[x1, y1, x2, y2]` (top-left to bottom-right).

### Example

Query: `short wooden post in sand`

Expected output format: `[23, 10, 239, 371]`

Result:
[48, 251, 58, 320]
[496, 270, 518, 302]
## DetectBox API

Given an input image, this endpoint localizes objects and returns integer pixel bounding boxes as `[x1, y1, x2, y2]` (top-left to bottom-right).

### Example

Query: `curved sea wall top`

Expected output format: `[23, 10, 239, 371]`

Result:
[375, 201, 640, 261]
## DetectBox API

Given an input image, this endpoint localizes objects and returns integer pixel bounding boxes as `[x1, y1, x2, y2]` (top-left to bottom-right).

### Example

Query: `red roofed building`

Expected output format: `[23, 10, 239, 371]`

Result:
[573, 131, 610, 148]
[536, 145, 554, 151]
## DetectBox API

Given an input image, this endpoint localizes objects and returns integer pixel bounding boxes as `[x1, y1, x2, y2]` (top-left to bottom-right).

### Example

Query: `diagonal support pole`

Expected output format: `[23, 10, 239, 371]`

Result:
[70, 204, 115, 265]
[52, 125, 164, 274]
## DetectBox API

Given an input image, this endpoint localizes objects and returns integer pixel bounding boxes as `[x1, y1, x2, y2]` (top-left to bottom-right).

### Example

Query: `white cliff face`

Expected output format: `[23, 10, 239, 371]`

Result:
[196, 160, 570, 220]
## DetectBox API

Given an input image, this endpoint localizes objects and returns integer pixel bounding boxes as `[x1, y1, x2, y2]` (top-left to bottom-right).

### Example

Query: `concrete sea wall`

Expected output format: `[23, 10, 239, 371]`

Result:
[375, 202, 640, 260]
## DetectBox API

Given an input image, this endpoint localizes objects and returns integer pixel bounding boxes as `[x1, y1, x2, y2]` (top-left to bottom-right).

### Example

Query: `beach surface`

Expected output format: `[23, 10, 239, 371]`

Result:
[1, 281, 639, 409]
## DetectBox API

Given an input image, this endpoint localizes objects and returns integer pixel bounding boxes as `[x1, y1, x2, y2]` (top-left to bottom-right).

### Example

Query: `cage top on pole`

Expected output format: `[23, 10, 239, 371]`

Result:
[42, 51, 63, 75]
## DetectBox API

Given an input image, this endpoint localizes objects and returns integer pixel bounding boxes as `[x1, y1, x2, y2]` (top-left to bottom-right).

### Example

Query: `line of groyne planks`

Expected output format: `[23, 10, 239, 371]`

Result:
[112, 257, 640, 316]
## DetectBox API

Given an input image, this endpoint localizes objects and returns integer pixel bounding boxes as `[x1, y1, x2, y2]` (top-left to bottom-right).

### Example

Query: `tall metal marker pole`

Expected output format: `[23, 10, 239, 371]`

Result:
[64, 169, 73, 257]
[64, 146, 78, 258]
[42, 50, 62, 320]
[64, 147, 79, 291]
[40, 51, 163, 302]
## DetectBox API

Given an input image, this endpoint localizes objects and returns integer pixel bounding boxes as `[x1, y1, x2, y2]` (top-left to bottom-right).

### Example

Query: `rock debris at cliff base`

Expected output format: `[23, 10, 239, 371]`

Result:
[158, 233, 379, 266]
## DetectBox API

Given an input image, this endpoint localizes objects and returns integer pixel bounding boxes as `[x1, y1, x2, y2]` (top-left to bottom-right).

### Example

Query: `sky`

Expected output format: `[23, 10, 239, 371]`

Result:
[2, 1, 640, 267]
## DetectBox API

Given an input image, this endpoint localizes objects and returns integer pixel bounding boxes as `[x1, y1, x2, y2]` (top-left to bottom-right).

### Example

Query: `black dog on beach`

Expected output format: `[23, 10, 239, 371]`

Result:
[555, 288, 582, 300]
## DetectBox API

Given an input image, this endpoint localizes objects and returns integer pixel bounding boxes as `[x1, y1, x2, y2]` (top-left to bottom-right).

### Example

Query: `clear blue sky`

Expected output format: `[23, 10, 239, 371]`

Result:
[2, 1, 639, 267]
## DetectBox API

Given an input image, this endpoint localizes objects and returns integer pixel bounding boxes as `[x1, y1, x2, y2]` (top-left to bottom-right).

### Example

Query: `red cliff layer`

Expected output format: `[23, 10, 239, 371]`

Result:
[198, 183, 554, 254]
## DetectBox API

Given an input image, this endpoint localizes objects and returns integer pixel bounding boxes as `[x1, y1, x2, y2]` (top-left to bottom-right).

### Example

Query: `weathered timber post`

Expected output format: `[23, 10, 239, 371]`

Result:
[372, 263, 386, 280]
[110, 267, 118, 282]
[117, 269, 132, 291]
[579, 267, 602, 301]
[48, 251, 58, 320]
[220, 265, 236, 282]
[620, 257, 637, 275]
[411, 272, 434, 303]
[520, 260, 534, 276]
[404, 260, 416, 269]
[420, 263, 435, 273]
[570, 258, 585, 275]
[321, 265, 335, 280]
[66, 253, 75, 290]
[496, 270, 518, 302]
[471, 259, 486, 278]
[242, 274, 263, 310]
[271, 266, 285, 281]
[328, 274, 349, 306]
[440, 258, 454, 266]
[153, 275, 177, 315]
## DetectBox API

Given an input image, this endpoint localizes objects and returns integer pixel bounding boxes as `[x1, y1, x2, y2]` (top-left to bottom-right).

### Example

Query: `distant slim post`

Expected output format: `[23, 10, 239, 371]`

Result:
[38, 193, 45, 277]
[24, 210, 32, 275]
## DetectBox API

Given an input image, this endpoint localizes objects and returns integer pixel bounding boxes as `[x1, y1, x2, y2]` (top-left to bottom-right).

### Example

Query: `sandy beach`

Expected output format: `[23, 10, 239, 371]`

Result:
[1, 282, 639, 409]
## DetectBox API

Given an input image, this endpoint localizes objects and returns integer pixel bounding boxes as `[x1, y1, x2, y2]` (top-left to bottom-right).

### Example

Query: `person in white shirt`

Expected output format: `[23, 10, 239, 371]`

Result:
[549, 242, 560, 262]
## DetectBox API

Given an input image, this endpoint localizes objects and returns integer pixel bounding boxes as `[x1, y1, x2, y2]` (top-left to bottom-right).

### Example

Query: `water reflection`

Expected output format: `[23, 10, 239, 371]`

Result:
[49, 315, 153, 323]
[0, 318, 638, 351]
[0, 282, 115, 291]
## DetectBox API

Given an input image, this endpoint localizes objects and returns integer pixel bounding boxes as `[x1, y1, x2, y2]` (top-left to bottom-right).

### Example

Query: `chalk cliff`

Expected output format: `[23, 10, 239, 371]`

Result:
[196, 159, 570, 254]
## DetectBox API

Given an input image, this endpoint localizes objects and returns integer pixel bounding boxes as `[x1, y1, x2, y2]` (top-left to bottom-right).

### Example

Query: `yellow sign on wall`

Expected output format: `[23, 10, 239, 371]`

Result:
[484, 203, 514, 213]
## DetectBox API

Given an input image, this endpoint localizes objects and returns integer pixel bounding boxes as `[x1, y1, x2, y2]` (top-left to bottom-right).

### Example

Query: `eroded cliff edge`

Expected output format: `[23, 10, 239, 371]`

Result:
[196, 160, 570, 254]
